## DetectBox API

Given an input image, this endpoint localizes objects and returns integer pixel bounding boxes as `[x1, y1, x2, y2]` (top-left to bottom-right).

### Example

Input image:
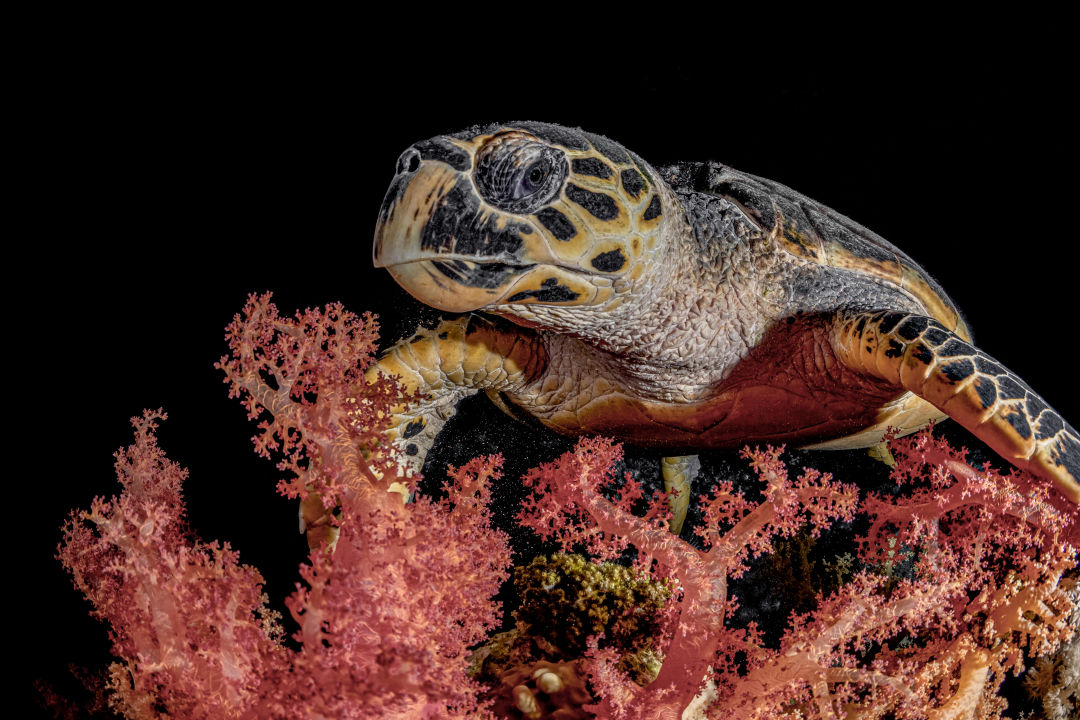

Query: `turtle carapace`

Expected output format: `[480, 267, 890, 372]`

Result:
[366, 121, 1080, 521]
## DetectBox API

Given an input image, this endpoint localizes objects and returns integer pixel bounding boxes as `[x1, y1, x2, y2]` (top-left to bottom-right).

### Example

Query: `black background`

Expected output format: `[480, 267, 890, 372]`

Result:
[23, 24, 1077, 717]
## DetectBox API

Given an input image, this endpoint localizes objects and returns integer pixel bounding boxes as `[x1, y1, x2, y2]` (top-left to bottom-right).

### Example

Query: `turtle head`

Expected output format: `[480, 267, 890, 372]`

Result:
[373, 122, 667, 315]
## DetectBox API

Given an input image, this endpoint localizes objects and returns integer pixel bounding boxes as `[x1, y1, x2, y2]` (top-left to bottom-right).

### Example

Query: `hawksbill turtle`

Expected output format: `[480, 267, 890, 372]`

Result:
[361, 121, 1079, 532]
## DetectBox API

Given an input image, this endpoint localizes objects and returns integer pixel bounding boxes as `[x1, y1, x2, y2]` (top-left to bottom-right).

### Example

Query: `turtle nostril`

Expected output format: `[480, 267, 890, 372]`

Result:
[396, 148, 421, 175]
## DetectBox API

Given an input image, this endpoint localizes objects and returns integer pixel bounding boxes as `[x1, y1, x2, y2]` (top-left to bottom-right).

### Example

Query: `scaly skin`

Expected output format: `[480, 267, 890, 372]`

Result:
[366, 121, 1079, 515]
[368, 315, 547, 474]
[833, 310, 1080, 502]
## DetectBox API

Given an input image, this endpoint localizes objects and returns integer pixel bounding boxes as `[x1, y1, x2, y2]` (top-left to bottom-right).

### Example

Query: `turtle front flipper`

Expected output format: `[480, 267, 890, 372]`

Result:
[302, 314, 545, 550]
[832, 310, 1080, 504]
[367, 314, 548, 480]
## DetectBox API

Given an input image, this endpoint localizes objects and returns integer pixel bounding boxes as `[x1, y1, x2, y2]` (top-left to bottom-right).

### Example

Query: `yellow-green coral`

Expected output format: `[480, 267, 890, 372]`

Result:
[514, 553, 670, 662]
[469, 554, 671, 716]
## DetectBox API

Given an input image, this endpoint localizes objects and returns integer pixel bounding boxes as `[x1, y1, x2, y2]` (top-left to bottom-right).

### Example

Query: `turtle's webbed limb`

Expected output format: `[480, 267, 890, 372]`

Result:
[303, 316, 544, 550]
[833, 310, 1080, 504]
[662, 455, 699, 535]
[366, 314, 547, 478]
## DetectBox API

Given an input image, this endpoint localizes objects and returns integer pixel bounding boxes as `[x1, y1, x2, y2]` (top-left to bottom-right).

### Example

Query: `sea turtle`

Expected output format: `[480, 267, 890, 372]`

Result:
[363, 121, 1079, 531]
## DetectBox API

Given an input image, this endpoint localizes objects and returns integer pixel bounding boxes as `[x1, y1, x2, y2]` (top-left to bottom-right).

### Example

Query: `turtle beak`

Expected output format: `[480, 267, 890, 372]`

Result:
[373, 141, 561, 313]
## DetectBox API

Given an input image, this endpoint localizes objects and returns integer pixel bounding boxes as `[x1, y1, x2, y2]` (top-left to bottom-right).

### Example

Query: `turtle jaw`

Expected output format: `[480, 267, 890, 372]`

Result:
[374, 150, 608, 313]
[379, 258, 538, 313]
[373, 157, 559, 312]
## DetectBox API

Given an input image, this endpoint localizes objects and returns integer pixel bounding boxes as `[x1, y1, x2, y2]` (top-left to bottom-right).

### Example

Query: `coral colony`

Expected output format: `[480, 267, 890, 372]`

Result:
[58, 295, 1078, 719]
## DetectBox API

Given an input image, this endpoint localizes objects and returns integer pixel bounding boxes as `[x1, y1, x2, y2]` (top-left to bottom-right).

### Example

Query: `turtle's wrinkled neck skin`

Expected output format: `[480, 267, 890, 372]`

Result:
[501, 171, 793, 402]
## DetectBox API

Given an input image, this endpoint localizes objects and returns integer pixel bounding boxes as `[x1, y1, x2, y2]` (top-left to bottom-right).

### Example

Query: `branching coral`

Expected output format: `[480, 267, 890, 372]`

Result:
[515, 433, 1078, 719]
[58, 295, 512, 719]
[57, 409, 288, 718]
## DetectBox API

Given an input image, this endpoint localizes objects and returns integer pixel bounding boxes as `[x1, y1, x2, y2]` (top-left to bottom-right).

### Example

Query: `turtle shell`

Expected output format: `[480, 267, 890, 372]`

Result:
[661, 160, 971, 343]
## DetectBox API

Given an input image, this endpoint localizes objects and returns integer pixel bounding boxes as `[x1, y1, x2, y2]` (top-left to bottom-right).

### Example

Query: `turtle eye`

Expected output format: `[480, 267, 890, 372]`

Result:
[514, 161, 550, 200]
[475, 132, 568, 214]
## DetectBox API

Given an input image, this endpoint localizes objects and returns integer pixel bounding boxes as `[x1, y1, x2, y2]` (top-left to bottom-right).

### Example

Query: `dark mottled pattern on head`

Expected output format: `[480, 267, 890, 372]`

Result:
[643, 195, 662, 220]
[431, 259, 521, 289]
[535, 207, 577, 241]
[474, 135, 569, 215]
[378, 172, 412, 226]
[507, 277, 580, 303]
[420, 178, 533, 259]
[445, 123, 638, 189]
[572, 158, 613, 178]
[414, 138, 471, 171]
[621, 168, 646, 198]
[450, 123, 630, 164]
[583, 131, 631, 163]
[565, 183, 619, 220]
[458, 124, 643, 198]
[591, 249, 627, 272]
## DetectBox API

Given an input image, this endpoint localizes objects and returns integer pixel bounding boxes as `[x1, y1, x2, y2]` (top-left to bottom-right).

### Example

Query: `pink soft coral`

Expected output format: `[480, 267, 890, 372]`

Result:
[58, 295, 512, 719]
[518, 438, 859, 718]
[58, 409, 287, 718]
[517, 433, 1078, 719]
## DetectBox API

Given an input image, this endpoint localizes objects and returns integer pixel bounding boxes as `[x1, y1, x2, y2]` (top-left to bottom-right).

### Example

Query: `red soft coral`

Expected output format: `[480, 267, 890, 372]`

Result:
[517, 432, 1077, 719]
[58, 409, 288, 719]
[59, 295, 512, 719]
[518, 439, 859, 719]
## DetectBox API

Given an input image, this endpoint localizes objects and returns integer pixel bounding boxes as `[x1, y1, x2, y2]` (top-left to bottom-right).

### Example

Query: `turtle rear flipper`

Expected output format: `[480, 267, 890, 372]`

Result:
[833, 310, 1080, 504]
[662, 455, 699, 535]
